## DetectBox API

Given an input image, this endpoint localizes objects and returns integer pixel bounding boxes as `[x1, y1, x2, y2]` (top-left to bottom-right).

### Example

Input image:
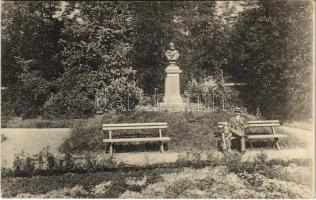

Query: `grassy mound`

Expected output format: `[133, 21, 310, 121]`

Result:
[59, 110, 231, 153]
[2, 118, 83, 128]
[3, 110, 305, 153]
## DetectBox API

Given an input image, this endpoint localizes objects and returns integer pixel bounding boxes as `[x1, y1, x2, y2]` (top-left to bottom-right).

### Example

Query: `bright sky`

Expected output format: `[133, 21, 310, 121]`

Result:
[216, 1, 245, 14]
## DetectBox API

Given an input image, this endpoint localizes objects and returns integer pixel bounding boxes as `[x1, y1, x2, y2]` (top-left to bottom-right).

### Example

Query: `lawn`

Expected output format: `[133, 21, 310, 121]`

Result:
[2, 110, 306, 155]
[1, 111, 313, 198]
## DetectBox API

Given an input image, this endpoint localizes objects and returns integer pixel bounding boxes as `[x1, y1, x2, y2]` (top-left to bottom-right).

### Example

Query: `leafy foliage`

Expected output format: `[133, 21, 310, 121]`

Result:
[184, 76, 242, 111]
[228, 0, 313, 118]
[44, 2, 143, 118]
[1, 2, 63, 117]
[1, 1, 313, 120]
[42, 91, 95, 119]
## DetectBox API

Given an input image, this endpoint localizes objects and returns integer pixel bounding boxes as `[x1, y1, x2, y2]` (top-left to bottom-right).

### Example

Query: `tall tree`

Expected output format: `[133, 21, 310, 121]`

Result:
[229, 0, 313, 119]
[131, 1, 231, 94]
[42, 2, 142, 118]
[1, 1, 63, 117]
[130, 1, 175, 94]
[172, 1, 227, 82]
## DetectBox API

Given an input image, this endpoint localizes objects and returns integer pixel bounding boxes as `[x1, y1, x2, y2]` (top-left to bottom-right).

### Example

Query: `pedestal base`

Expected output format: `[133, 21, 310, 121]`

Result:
[163, 64, 184, 111]
[158, 101, 185, 112]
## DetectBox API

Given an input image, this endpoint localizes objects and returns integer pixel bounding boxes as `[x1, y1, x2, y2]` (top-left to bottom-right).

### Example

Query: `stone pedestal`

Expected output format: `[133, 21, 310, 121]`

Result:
[164, 63, 183, 110]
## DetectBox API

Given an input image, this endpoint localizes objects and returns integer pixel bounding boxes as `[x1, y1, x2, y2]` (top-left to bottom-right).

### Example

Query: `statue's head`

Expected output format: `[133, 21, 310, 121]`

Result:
[234, 107, 241, 116]
[169, 42, 175, 50]
[165, 41, 179, 63]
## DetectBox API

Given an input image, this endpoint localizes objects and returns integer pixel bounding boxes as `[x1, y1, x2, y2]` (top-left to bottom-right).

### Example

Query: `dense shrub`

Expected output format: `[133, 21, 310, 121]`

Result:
[184, 78, 206, 103]
[95, 69, 144, 112]
[41, 68, 144, 119]
[15, 69, 51, 118]
[42, 91, 95, 119]
[184, 77, 242, 112]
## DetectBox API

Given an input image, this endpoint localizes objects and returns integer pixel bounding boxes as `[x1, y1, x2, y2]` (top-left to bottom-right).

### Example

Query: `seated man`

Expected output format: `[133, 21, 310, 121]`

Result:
[224, 107, 248, 152]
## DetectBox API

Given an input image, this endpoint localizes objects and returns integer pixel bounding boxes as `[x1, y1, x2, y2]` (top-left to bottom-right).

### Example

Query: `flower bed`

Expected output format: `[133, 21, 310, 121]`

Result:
[1, 152, 313, 198]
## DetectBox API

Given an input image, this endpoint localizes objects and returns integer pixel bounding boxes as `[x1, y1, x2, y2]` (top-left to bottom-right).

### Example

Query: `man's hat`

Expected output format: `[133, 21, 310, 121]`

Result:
[234, 107, 241, 113]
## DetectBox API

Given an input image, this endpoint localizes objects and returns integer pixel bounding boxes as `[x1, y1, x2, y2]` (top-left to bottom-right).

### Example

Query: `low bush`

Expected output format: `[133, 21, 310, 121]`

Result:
[2, 147, 121, 178]
[2, 151, 313, 198]
[1, 164, 181, 198]
[120, 163, 313, 198]
[183, 77, 243, 112]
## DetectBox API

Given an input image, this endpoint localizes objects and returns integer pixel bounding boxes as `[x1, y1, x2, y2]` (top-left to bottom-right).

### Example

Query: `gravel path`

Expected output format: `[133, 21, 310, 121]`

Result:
[1, 128, 72, 168]
[279, 125, 313, 147]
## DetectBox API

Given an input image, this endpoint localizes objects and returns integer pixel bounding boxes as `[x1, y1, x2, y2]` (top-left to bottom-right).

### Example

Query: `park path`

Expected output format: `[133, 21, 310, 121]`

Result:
[279, 124, 314, 157]
[1, 128, 72, 168]
[279, 125, 313, 148]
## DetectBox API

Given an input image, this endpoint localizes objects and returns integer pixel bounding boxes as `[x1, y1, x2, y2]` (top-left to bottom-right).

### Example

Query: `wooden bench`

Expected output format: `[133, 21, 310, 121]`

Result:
[247, 120, 286, 150]
[103, 122, 170, 156]
[218, 120, 286, 151]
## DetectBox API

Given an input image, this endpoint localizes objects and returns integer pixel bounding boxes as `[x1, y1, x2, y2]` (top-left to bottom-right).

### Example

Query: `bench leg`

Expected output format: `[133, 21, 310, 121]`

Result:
[249, 141, 254, 149]
[221, 133, 227, 152]
[160, 142, 164, 154]
[240, 136, 246, 153]
[109, 143, 113, 157]
[275, 138, 280, 150]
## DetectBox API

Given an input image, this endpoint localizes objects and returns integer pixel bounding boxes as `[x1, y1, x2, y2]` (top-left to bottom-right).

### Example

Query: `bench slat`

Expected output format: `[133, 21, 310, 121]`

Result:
[248, 120, 280, 124]
[218, 120, 279, 125]
[103, 137, 171, 143]
[218, 124, 280, 128]
[247, 124, 280, 127]
[103, 126, 167, 130]
[218, 121, 280, 129]
[103, 122, 167, 127]
[247, 134, 286, 139]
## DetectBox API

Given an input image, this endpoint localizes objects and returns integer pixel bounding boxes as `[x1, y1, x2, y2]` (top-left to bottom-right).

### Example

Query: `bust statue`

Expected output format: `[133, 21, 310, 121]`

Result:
[165, 42, 180, 63]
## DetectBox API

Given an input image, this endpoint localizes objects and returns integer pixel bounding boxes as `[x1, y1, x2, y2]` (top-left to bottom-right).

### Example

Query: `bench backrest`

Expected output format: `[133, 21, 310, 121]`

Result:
[247, 120, 280, 127]
[103, 122, 167, 131]
[218, 120, 280, 129]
